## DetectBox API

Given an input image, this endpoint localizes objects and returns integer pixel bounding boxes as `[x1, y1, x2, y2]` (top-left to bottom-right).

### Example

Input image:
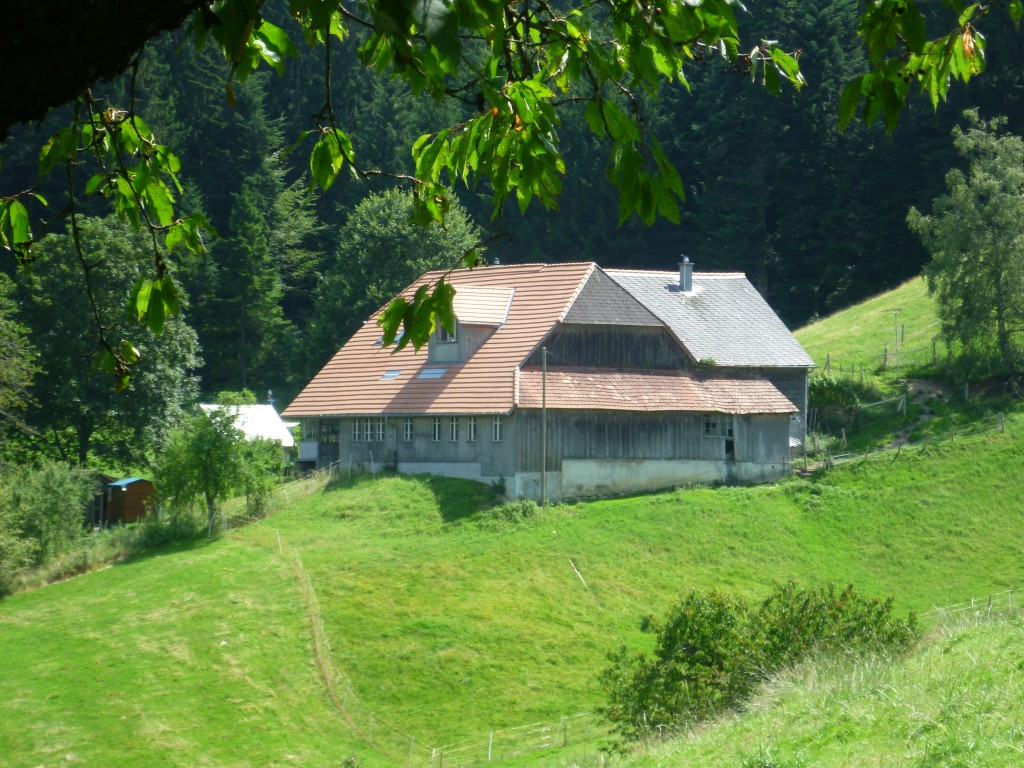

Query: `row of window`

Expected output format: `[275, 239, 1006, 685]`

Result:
[348, 416, 503, 443]
[311, 414, 731, 443]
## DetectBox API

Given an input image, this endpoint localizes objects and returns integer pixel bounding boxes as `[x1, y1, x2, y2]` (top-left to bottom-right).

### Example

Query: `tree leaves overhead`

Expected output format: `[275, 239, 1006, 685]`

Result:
[1, 0, 1023, 384]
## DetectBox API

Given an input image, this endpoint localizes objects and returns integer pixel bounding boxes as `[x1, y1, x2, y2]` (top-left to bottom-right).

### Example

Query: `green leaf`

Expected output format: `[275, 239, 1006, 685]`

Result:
[1010, 0, 1023, 25]
[85, 172, 108, 196]
[144, 179, 175, 227]
[38, 126, 78, 178]
[310, 131, 345, 190]
[407, 0, 462, 65]
[838, 76, 863, 133]
[120, 340, 141, 365]
[147, 284, 166, 335]
[413, 130, 451, 182]
[584, 101, 606, 137]
[160, 275, 181, 317]
[9, 200, 30, 246]
[133, 278, 155, 321]
[432, 280, 456, 334]
[379, 297, 410, 348]
[901, 1, 928, 53]
[602, 102, 640, 142]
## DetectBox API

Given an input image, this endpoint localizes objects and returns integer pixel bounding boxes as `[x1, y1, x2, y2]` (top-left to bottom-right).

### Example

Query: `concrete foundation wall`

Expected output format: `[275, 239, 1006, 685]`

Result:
[560, 458, 789, 498]
[397, 461, 494, 483]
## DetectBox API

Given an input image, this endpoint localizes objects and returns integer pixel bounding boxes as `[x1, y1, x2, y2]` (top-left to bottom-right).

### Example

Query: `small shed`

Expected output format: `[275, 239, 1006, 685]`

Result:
[105, 477, 156, 524]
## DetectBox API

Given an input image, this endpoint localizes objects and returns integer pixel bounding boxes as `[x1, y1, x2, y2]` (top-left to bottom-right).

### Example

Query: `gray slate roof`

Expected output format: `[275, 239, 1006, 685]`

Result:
[606, 269, 815, 368]
[563, 268, 662, 326]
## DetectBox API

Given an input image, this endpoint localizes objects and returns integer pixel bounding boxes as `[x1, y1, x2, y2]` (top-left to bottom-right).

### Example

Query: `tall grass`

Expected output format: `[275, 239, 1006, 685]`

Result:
[625, 609, 1024, 768]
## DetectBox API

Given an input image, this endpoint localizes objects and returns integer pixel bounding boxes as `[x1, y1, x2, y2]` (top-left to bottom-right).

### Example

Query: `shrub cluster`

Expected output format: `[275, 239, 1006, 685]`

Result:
[600, 582, 918, 744]
[0, 462, 95, 594]
[479, 499, 539, 531]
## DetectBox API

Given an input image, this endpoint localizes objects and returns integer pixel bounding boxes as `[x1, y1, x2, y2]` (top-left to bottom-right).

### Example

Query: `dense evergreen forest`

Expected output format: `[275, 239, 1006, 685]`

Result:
[3, 0, 1024, 412]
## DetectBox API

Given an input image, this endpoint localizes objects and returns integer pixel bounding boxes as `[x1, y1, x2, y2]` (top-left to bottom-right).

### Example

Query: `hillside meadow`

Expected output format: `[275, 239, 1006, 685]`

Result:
[3, 413, 1024, 766]
[623, 609, 1024, 768]
[796, 277, 944, 374]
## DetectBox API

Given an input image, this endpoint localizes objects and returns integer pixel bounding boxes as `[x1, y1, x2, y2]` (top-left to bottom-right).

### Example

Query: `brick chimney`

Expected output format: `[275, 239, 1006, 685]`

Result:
[679, 256, 693, 292]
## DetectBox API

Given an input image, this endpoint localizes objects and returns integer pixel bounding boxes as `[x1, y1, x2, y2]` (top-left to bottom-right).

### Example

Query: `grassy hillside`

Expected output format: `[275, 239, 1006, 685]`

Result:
[796, 277, 944, 376]
[4, 417, 1024, 767]
[623, 610, 1024, 768]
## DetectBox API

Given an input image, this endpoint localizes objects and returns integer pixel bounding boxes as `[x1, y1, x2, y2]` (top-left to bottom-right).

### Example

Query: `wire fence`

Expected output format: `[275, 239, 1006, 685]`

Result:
[817, 410, 1008, 469]
[922, 589, 1019, 623]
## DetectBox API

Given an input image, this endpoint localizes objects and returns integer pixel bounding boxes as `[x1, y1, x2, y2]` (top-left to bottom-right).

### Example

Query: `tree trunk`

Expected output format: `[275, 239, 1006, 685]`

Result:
[76, 419, 93, 466]
[993, 269, 1018, 376]
[205, 491, 217, 535]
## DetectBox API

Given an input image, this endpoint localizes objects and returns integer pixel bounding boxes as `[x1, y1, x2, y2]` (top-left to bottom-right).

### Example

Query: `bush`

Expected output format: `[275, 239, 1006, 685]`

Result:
[479, 499, 539, 530]
[600, 582, 918, 744]
[600, 590, 752, 740]
[0, 462, 95, 593]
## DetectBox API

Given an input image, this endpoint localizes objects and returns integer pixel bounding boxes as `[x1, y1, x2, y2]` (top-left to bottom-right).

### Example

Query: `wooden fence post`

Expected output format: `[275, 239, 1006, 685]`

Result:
[883, 344, 888, 368]
[999, 412, 1005, 433]
[488, 732, 493, 762]
[825, 353, 831, 374]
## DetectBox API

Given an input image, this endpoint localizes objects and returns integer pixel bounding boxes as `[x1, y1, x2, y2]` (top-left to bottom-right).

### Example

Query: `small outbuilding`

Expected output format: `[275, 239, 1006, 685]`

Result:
[102, 477, 156, 524]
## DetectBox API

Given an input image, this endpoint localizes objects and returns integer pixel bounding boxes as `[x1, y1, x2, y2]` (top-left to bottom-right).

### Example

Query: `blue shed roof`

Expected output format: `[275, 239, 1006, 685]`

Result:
[108, 477, 147, 488]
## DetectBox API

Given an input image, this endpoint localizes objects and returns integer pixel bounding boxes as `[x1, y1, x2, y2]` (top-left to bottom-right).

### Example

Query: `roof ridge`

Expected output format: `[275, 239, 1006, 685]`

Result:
[606, 268, 747, 278]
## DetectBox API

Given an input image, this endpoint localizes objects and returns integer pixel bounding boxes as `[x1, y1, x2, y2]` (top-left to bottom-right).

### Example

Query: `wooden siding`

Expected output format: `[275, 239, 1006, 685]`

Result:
[719, 366, 807, 440]
[513, 410, 791, 471]
[326, 416, 516, 477]
[426, 321, 496, 363]
[525, 324, 692, 370]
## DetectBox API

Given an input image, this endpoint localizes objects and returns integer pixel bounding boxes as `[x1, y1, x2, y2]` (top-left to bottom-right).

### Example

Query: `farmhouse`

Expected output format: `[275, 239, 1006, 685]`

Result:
[284, 261, 814, 499]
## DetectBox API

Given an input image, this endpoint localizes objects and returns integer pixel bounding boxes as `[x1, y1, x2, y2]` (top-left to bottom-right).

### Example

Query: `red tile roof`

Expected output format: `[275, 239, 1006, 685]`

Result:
[517, 367, 797, 414]
[284, 263, 596, 417]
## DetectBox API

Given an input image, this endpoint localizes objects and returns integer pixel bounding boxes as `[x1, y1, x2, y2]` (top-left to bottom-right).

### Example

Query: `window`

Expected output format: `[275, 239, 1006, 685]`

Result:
[438, 323, 458, 343]
[492, 416, 503, 442]
[419, 368, 446, 379]
[449, 416, 459, 442]
[432, 417, 442, 442]
[404, 418, 414, 443]
[320, 420, 339, 444]
[352, 418, 385, 442]
[703, 414, 734, 438]
[467, 416, 477, 442]
[302, 420, 318, 442]
[381, 370, 401, 380]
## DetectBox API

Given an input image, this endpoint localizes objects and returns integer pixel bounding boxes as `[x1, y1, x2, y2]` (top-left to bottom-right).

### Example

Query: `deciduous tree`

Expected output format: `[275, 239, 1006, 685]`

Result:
[15, 217, 200, 466]
[908, 111, 1024, 378]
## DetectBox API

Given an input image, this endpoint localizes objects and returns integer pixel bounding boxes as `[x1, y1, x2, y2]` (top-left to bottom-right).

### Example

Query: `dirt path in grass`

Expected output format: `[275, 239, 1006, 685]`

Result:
[890, 378, 954, 447]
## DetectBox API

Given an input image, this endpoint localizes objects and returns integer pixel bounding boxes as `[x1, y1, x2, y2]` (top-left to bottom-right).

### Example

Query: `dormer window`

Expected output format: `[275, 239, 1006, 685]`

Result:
[437, 323, 458, 343]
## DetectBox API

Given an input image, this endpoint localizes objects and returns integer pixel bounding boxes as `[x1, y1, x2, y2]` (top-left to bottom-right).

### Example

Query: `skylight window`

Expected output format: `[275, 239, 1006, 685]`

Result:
[381, 370, 401, 380]
[374, 329, 404, 347]
[418, 368, 446, 379]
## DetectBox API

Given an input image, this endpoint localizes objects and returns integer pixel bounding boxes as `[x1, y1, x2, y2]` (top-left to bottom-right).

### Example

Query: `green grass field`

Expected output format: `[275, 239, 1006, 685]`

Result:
[795, 277, 944, 377]
[4, 416, 1024, 766]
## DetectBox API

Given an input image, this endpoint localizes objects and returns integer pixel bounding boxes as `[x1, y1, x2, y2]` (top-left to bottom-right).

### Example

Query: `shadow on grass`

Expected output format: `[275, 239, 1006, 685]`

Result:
[115, 534, 217, 567]
[324, 471, 501, 523]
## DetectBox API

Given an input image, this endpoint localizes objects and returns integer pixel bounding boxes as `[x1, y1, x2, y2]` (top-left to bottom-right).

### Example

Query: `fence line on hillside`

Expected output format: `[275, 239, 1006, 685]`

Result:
[234, 518, 608, 767]
[922, 589, 1019, 622]
[806, 410, 1008, 472]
